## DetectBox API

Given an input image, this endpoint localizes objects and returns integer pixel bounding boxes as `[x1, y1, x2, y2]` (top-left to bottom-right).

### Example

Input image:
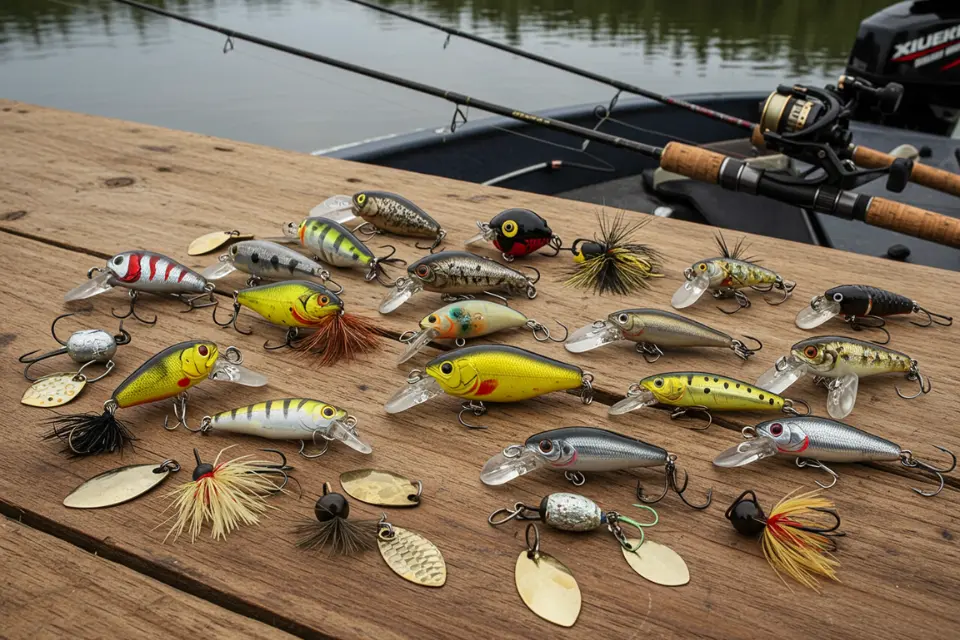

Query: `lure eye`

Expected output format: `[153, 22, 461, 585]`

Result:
[501, 220, 518, 238]
[231, 246, 238, 255]
[356, 193, 366, 205]
[198, 345, 209, 356]
[654, 378, 664, 388]
[832, 293, 844, 303]
[697, 263, 707, 272]
[428, 315, 438, 323]
[538, 440, 553, 453]
[440, 362, 453, 375]
[113, 256, 123, 265]
[617, 313, 629, 324]
[321, 406, 335, 418]
[415, 265, 430, 278]
[769, 423, 783, 436]
[803, 346, 819, 358]
[320, 296, 329, 305]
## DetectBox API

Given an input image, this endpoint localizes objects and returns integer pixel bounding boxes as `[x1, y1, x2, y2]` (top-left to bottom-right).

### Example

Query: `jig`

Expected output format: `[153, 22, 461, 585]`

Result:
[310, 191, 446, 251]
[397, 300, 566, 364]
[339, 469, 423, 508]
[64, 458, 181, 509]
[672, 233, 795, 314]
[385, 344, 594, 429]
[563, 211, 663, 295]
[512, 523, 581, 627]
[464, 208, 561, 261]
[187, 230, 254, 256]
[714, 416, 956, 497]
[481, 426, 712, 510]
[565, 308, 762, 362]
[202, 240, 340, 291]
[756, 335, 930, 420]
[43, 340, 267, 456]
[65, 250, 217, 325]
[19, 314, 132, 407]
[379, 250, 539, 314]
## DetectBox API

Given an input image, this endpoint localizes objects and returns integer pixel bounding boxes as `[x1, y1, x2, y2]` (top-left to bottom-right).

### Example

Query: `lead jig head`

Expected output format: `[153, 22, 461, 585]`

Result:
[464, 208, 562, 261]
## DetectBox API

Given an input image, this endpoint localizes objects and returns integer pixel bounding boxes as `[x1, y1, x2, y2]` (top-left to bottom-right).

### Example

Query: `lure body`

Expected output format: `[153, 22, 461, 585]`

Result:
[64, 330, 120, 364]
[112, 340, 220, 408]
[490, 209, 555, 257]
[236, 281, 341, 328]
[754, 417, 901, 463]
[528, 427, 668, 473]
[297, 218, 377, 269]
[107, 251, 208, 293]
[352, 191, 443, 240]
[411, 251, 535, 296]
[215, 241, 330, 281]
[539, 493, 604, 531]
[825, 285, 915, 318]
[637, 372, 784, 412]
[208, 398, 345, 439]
[617, 309, 736, 348]
[694, 257, 780, 290]
[420, 300, 528, 340]
[791, 336, 913, 379]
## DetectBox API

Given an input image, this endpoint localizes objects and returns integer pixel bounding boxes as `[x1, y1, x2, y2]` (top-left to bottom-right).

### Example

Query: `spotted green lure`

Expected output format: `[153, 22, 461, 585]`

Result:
[283, 217, 405, 285]
[307, 191, 446, 251]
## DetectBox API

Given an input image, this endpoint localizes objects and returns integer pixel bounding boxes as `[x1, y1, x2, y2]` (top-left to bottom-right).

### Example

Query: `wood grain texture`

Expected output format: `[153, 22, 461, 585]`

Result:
[659, 142, 725, 184]
[865, 196, 960, 248]
[0, 100, 959, 640]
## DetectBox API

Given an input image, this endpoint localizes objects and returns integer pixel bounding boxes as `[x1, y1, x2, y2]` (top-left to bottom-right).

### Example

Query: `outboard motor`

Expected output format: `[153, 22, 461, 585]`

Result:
[846, 0, 960, 136]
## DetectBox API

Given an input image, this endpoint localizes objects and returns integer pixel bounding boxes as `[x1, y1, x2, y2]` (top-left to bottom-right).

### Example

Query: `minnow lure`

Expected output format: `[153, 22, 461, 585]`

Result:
[196, 398, 372, 458]
[396, 300, 566, 364]
[480, 426, 712, 510]
[714, 416, 956, 497]
[796, 284, 952, 343]
[385, 344, 593, 428]
[43, 340, 267, 456]
[565, 308, 762, 362]
[672, 234, 795, 314]
[608, 372, 809, 428]
[756, 335, 930, 420]
[379, 250, 538, 314]
[202, 240, 339, 290]
[563, 211, 663, 295]
[65, 250, 216, 325]
[213, 280, 380, 365]
[284, 217, 405, 285]
[464, 208, 562, 261]
[309, 191, 446, 251]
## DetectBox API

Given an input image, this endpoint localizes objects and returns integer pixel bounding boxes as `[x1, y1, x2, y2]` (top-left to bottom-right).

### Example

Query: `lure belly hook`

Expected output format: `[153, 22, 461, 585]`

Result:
[464, 208, 562, 261]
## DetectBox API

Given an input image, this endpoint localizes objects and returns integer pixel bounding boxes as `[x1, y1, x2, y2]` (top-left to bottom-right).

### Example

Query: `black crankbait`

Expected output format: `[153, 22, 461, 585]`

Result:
[465, 208, 562, 261]
[563, 211, 663, 295]
[310, 191, 446, 251]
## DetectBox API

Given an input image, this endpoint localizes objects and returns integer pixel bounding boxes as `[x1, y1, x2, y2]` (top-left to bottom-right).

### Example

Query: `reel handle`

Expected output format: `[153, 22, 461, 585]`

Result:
[852, 146, 960, 198]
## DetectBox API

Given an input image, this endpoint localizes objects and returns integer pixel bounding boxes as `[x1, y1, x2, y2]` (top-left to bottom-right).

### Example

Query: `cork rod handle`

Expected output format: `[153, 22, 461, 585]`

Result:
[865, 196, 960, 248]
[853, 146, 960, 198]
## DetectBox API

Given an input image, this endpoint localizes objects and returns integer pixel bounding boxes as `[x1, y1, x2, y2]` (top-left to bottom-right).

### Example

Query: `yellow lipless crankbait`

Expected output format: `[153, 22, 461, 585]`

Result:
[43, 340, 267, 456]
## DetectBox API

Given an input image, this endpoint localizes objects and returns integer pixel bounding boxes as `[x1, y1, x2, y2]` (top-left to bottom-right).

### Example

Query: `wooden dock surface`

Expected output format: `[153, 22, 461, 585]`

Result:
[1, 99, 958, 639]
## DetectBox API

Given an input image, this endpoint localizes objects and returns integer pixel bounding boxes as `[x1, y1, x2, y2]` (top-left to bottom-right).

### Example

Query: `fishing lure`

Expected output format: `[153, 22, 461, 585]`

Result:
[64, 458, 181, 509]
[19, 314, 132, 407]
[43, 340, 267, 456]
[512, 523, 581, 627]
[481, 426, 712, 509]
[310, 191, 446, 251]
[565, 308, 762, 362]
[608, 372, 809, 428]
[202, 240, 340, 290]
[65, 250, 216, 324]
[796, 284, 952, 343]
[187, 230, 254, 256]
[756, 336, 930, 420]
[379, 250, 539, 314]
[196, 398, 372, 458]
[464, 208, 562, 261]
[713, 416, 956, 497]
[563, 211, 663, 295]
[385, 344, 594, 428]
[726, 489, 843, 592]
[339, 469, 423, 508]
[284, 216, 405, 286]
[212, 280, 381, 365]
[396, 300, 566, 364]
[672, 233, 795, 314]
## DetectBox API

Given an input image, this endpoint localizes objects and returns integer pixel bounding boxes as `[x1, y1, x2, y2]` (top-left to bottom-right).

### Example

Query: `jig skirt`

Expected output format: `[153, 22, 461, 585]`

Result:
[563, 211, 663, 295]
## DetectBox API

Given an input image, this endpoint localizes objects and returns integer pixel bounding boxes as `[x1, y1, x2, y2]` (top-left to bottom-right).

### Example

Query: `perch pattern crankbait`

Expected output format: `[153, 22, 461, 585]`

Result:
[565, 308, 762, 362]
[286, 217, 405, 285]
[714, 416, 956, 497]
[202, 240, 338, 289]
[481, 426, 712, 509]
[672, 234, 795, 314]
[563, 211, 663, 295]
[310, 191, 446, 250]
[756, 335, 930, 420]
[465, 208, 561, 261]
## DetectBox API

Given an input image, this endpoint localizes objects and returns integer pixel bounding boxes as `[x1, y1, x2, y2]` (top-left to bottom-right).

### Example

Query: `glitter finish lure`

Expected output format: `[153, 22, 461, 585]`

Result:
[202, 240, 338, 289]
[287, 217, 405, 285]
[464, 208, 561, 261]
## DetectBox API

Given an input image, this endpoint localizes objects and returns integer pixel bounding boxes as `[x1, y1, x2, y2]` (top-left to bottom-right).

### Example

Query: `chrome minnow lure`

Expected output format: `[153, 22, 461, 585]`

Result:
[202, 240, 339, 290]
[285, 216, 405, 285]
[565, 308, 762, 362]
[481, 426, 712, 510]
[379, 250, 538, 314]
[196, 398, 372, 457]
[756, 335, 930, 420]
[464, 208, 561, 261]
[396, 300, 566, 364]
[671, 233, 795, 314]
[309, 191, 446, 251]
[714, 416, 956, 497]
[65, 250, 215, 324]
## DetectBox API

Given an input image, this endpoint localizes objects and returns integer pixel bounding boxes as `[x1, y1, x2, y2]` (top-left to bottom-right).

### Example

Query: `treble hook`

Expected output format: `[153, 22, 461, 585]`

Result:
[298, 435, 330, 459]
[669, 406, 713, 430]
[848, 315, 891, 344]
[636, 342, 663, 364]
[177, 286, 218, 313]
[895, 367, 932, 400]
[251, 448, 300, 495]
[901, 446, 956, 497]
[517, 264, 541, 284]
[112, 289, 157, 325]
[212, 297, 253, 335]
[415, 230, 446, 253]
[796, 458, 839, 489]
[163, 393, 199, 432]
[636, 455, 712, 510]
[716, 290, 751, 315]
[527, 319, 568, 343]
[911, 305, 953, 328]
[731, 335, 762, 359]
[457, 400, 488, 429]
[762, 279, 795, 306]
[264, 327, 300, 351]
[542, 235, 563, 257]
[369, 245, 407, 286]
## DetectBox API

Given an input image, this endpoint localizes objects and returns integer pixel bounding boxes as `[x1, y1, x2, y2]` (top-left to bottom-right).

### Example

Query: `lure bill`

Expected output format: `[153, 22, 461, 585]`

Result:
[286, 216, 405, 285]
[311, 191, 446, 250]
[202, 240, 336, 287]
[464, 208, 561, 260]
[564, 211, 663, 295]
[64, 459, 181, 508]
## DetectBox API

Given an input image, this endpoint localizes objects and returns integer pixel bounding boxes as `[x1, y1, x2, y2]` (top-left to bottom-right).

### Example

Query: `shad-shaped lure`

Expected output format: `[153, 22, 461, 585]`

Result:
[714, 416, 956, 497]
[203, 240, 340, 290]
[565, 308, 762, 362]
[283, 216, 406, 285]
[464, 208, 562, 261]
[310, 191, 446, 251]
[481, 426, 712, 509]
[757, 336, 930, 420]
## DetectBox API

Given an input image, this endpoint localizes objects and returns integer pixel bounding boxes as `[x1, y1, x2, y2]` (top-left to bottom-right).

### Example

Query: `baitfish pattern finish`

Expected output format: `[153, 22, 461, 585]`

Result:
[352, 191, 444, 241]
[105, 251, 208, 294]
[411, 251, 536, 296]
[754, 416, 901, 463]
[636, 372, 784, 412]
[236, 281, 342, 328]
[112, 340, 222, 408]
[791, 336, 914, 378]
[522, 427, 668, 473]
[208, 241, 331, 282]
[693, 257, 780, 291]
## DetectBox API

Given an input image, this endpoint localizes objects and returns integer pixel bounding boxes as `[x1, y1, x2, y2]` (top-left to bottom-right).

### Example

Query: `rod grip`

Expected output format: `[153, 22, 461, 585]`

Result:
[865, 196, 960, 248]
[853, 145, 960, 197]
[660, 142, 726, 184]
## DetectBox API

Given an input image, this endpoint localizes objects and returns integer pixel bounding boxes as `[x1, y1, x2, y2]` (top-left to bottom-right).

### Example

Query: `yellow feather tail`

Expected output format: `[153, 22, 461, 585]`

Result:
[761, 488, 842, 592]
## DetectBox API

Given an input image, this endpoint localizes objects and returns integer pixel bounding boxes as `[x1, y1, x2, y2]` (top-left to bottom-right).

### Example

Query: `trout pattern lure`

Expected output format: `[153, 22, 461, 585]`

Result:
[310, 191, 446, 251]
[203, 240, 339, 290]
[285, 217, 405, 285]
[563, 211, 663, 295]
[465, 208, 562, 261]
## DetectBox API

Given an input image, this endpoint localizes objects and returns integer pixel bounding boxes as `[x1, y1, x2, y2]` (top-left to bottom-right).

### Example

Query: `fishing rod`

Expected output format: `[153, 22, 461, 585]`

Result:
[113, 0, 960, 249]
[342, 0, 960, 199]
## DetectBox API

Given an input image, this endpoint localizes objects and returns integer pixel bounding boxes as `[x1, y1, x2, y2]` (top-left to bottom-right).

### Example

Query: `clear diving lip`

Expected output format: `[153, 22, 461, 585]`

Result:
[795, 295, 841, 329]
[608, 387, 657, 415]
[480, 445, 548, 485]
[564, 320, 623, 353]
[397, 328, 439, 365]
[671, 272, 709, 309]
[712, 436, 778, 468]
[384, 374, 444, 413]
[379, 278, 423, 314]
[327, 419, 373, 454]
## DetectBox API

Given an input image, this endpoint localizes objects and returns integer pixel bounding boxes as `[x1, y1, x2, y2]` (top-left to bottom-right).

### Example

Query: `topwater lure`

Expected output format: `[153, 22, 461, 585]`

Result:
[481, 426, 712, 510]
[796, 284, 952, 343]
[385, 344, 593, 428]
[396, 299, 566, 364]
[565, 308, 762, 362]
[202, 240, 341, 290]
[379, 251, 539, 314]
[65, 250, 216, 325]
[310, 191, 446, 251]
[756, 336, 930, 420]
[464, 208, 562, 261]
[43, 340, 267, 456]
[713, 416, 956, 497]
[563, 211, 664, 295]
[672, 234, 795, 314]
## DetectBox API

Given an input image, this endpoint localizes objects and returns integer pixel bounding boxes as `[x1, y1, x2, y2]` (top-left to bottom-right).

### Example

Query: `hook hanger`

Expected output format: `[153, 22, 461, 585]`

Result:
[457, 400, 488, 429]
[112, 289, 157, 325]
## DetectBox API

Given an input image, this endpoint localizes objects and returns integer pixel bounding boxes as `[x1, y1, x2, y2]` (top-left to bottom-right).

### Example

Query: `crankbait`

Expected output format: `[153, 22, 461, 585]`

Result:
[511, 523, 582, 627]
[196, 398, 372, 458]
[43, 340, 267, 456]
[464, 208, 562, 261]
[310, 191, 446, 251]
[565, 308, 762, 362]
[756, 335, 930, 420]
[212, 280, 380, 365]
[563, 211, 663, 295]
[379, 250, 538, 314]
[203, 239, 339, 289]
[385, 344, 594, 428]
[284, 216, 405, 286]
[796, 284, 952, 343]
[187, 230, 254, 256]
[608, 372, 809, 429]
[19, 313, 132, 407]
[481, 426, 712, 509]
[65, 250, 216, 325]
[714, 416, 956, 497]
[64, 458, 182, 509]
[672, 233, 795, 314]
[396, 300, 566, 364]
[339, 469, 423, 508]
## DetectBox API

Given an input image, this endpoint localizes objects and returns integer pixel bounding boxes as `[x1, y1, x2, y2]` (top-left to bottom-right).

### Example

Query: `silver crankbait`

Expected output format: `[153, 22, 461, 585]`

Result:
[714, 416, 956, 497]
[308, 191, 446, 251]
[202, 240, 342, 291]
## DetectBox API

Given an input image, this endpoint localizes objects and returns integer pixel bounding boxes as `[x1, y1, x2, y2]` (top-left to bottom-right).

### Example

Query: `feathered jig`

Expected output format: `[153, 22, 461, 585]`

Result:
[293, 482, 379, 555]
[564, 211, 663, 295]
[290, 312, 383, 366]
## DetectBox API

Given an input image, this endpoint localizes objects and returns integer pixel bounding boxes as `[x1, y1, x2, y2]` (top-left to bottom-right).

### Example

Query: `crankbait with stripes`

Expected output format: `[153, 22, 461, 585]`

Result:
[714, 416, 956, 497]
[309, 191, 446, 251]
[464, 208, 561, 261]
[285, 216, 405, 285]
[43, 340, 266, 456]
[202, 240, 338, 289]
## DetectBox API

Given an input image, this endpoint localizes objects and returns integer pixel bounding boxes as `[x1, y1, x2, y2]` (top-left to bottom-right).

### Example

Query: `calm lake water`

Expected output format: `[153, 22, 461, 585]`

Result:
[1, 0, 896, 152]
